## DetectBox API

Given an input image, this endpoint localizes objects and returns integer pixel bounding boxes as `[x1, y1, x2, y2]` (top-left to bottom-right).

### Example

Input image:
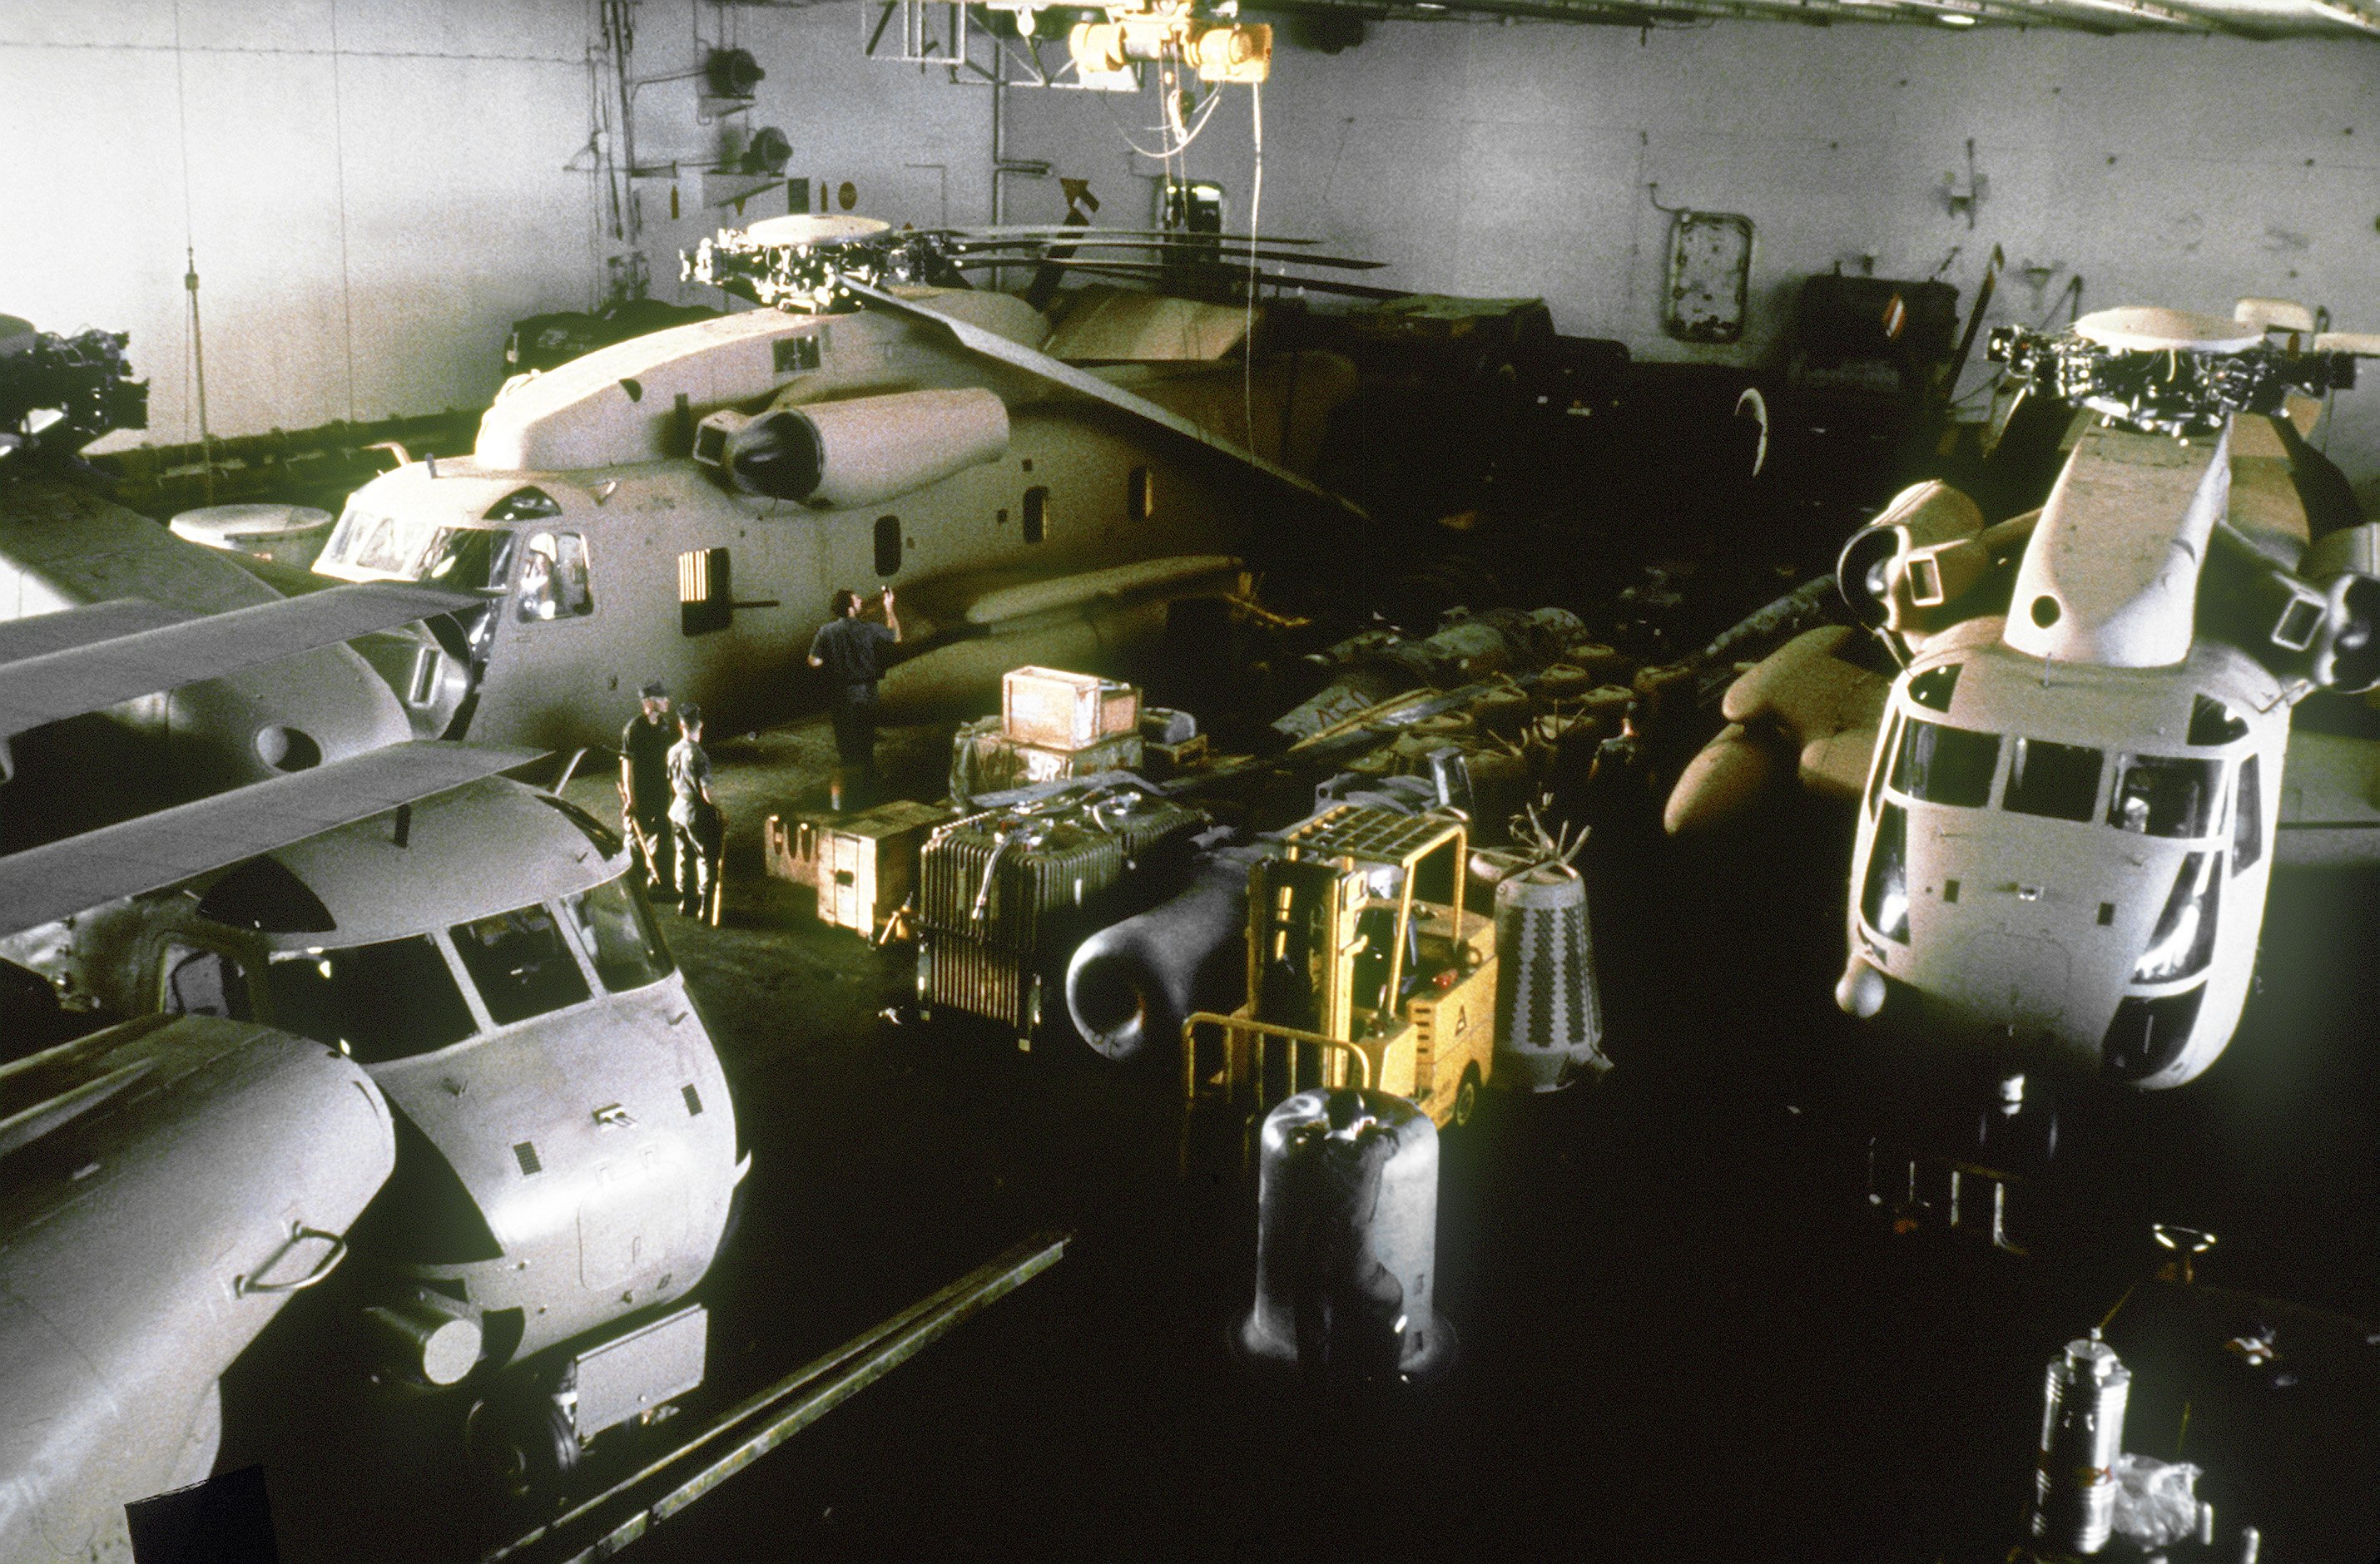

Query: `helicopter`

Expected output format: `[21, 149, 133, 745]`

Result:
[0, 601, 747, 1519]
[1665, 299, 2380, 1091]
[293, 214, 1389, 754]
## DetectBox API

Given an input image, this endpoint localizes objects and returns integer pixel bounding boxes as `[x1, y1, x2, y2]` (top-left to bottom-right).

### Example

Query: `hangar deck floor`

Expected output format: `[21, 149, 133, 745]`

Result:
[226, 701, 2380, 1563]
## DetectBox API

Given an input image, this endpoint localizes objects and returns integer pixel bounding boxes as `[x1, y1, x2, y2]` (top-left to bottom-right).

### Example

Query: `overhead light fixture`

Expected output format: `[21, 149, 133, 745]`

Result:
[1935, 11, 1979, 21]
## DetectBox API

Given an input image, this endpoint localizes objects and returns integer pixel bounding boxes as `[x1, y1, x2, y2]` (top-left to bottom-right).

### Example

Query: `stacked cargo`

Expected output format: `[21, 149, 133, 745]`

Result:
[915, 785, 1203, 1045]
[949, 667, 1145, 800]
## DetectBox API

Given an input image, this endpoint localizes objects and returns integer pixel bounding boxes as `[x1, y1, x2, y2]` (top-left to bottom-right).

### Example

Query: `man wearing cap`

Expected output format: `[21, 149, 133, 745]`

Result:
[806, 586, 900, 809]
[619, 681, 674, 891]
[668, 703, 723, 922]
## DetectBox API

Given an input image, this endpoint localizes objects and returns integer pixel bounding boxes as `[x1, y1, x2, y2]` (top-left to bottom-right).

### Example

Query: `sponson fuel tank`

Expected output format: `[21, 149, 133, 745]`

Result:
[1065, 838, 1263, 1063]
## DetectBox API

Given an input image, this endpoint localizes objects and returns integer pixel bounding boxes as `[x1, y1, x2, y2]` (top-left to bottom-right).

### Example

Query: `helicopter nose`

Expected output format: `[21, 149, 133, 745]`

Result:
[1836, 954, 1887, 1018]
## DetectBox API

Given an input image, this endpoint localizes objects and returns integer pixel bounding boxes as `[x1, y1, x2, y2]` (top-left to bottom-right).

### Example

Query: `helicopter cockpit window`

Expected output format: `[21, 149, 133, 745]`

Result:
[515, 531, 594, 621]
[325, 508, 442, 579]
[1906, 664, 1961, 713]
[423, 527, 520, 592]
[1888, 718, 2000, 809]
[2232, 755, 2263, 873]
[265, 936, 478, 1064]
[561, 875, 675, 992]
[2188, 695, 2249, 747]
[449, 903, 593, 1025]
[2003, 738, 2103, 824]
[2109, 755, 2219, 839]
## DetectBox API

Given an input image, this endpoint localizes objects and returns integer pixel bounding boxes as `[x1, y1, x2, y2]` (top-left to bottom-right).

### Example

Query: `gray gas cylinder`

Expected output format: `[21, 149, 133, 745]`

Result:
[2030, 1334, 2130, 1555]
[1492, 864, 1609, 1090]
[1239, 1088, 1455, 1383]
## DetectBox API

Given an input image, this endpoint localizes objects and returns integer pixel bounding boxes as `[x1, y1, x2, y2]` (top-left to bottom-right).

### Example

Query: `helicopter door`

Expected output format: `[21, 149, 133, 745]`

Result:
[479, 529, 603, 745]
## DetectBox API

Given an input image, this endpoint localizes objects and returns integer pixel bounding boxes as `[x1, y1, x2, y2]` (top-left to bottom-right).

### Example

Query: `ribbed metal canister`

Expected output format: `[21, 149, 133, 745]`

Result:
[1239, 1088, 1455, 1384]
[2030, 1334, 2130, 1556]
[1492, 865, 1609, 1090]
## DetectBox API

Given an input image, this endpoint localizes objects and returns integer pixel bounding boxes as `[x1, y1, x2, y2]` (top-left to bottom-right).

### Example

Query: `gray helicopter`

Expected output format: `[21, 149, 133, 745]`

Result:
[0, 596, 746, 1542]
[301, 214, 1381, 750]
[1668, 299, 2380, 1090]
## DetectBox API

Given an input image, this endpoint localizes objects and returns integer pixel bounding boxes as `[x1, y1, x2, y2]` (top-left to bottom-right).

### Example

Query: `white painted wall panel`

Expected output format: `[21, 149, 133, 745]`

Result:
[1004, 22, 2380, 487]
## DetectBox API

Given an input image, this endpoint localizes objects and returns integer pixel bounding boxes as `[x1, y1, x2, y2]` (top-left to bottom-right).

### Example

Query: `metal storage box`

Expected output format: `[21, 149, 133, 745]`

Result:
[920, 816, 1128, 953]
[1002, 666, 1139, 750]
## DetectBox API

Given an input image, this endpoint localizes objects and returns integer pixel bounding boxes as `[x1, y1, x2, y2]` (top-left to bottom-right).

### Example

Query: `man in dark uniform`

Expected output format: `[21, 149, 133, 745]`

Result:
[618, 681, 674, 891]
[806, 586, 900, 809]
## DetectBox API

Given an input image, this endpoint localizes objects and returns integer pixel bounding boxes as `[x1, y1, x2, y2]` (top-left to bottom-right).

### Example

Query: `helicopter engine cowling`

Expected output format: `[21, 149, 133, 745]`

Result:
[692, 387, 1009, 507]
[2204, 522, 2380, 694]
[1835, 480, 1988, 639]
[2302, 522, 2380, 692]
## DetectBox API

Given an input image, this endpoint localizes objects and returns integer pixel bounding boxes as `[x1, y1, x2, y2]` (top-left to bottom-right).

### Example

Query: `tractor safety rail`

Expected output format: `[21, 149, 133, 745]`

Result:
[1182, 1012, 1376, 1113]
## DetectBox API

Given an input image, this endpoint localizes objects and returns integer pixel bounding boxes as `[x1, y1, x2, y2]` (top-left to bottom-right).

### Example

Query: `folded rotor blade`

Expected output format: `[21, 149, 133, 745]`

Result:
[0, 740, 544, 938]
[0, 582, 478, 740]
[961, 257, 1409, 301]
[846, 280, 1370, 522]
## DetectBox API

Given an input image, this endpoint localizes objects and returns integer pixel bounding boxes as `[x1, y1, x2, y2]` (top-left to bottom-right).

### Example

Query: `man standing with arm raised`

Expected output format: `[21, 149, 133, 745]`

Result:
[807, 585, 900, 810]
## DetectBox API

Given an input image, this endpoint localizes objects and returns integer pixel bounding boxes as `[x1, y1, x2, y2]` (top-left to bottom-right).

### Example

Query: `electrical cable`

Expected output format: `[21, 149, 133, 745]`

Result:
[1243, 79, 1262, 463]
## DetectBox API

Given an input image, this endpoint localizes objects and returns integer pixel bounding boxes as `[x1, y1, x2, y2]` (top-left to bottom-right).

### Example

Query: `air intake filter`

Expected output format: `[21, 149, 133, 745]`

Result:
[1492, 864, 1608, 1090]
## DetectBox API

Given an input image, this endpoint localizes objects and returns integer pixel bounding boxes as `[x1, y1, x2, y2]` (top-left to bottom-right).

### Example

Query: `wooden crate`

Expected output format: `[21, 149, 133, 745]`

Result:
[816, 799, 954, 936]
[1002, 666, 1138, 750]
[763, 812, 826, 888]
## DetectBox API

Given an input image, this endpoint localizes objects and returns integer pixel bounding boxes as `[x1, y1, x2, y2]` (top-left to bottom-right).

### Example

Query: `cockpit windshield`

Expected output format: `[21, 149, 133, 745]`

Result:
[265, 935, 478, 1064]
[322, 507, 516, 591]
[561, 875, 674, 992]
[2109, 755, 2220, 839]
[449, 903, 593, 1025]
[1888, 719, 1999, 807]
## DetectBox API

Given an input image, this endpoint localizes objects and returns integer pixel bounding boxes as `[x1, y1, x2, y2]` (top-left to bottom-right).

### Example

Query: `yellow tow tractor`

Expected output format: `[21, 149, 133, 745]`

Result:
[1185, 805, 1497, 1129]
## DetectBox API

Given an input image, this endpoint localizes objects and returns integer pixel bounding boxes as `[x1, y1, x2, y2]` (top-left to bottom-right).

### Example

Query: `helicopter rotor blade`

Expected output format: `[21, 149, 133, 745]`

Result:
[946, 239, 1385, 270]
[932, 225, 1325, 246]
[842, 279, 1370, 523]
[950, 256, 1411, 301]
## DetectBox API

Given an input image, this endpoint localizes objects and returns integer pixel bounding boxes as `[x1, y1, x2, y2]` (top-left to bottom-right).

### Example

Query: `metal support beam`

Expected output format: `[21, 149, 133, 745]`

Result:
[485, 1230, 1073, 1564]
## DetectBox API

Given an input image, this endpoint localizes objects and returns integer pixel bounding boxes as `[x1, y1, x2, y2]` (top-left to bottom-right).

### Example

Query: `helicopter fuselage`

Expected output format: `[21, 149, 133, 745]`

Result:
[318, 299, 1348, 750]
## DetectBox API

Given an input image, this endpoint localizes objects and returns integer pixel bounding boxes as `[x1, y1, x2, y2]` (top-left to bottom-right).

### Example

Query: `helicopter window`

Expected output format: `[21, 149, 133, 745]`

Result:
[1861, 802, 1911, 943]
[2108, 755, 2219, 839]
[2232, 755, 2263, 873]
[875, 514, 902, 577]
[194, 855, 337, 933]
[561, 875, 675, 992]
[161, 944, 252, 1021]
[1866, 712, 1902, 819]
[423, 527, 520, 592]
[325, 508, 449, 579]
[1906, 664, 1961, 713]
[1023, 486, 1049, 545]
[2003, 738, 2104, 824]
[515, 531, 594, 621]
[264, 936, 478, 1063]
[485, 486, 562, 522]
[1128, 467, 1153, 522]
[2189, 695, 2249, 747]
[679, 547, 731, 636]
[1888, 718, 1999, 809]
[449, 903, 593, 1026]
